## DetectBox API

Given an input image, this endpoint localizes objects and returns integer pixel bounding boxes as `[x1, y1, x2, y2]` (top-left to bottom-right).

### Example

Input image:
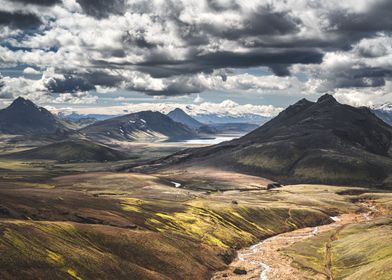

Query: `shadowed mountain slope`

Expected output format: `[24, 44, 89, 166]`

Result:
[151, 94, 392, 187]
[167, 108, 203, 129]
[5, 139, 127, 162]
[0, 97, 70, 135]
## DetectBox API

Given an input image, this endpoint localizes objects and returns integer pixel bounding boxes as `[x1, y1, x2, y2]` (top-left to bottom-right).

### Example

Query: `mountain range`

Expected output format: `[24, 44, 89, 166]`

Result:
[80, 111, 197, 143]
[2, 95, 392, 184]
[150, 94, 392, 187]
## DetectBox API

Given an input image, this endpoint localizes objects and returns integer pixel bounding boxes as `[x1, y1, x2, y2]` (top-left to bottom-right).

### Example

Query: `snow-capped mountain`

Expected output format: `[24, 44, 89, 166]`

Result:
[372, 103, 392, 126]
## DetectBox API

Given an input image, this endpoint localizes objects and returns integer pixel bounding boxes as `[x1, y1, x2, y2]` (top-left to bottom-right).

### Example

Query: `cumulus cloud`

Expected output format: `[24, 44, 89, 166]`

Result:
[0, 71, 98, 104]
[23, 67, 41, 74]
[51, 99, 283, 118]
[76, 0, 126, 19]
[0, 0, 391, 106]
[193, 94, 204, 104]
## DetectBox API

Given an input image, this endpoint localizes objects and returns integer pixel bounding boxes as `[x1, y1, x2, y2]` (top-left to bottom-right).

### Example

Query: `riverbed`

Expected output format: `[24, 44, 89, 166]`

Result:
[212, 205, 379, 280]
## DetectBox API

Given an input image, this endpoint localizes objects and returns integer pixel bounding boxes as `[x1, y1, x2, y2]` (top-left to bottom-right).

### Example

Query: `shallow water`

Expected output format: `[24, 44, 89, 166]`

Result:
[182, 136, 239, 145]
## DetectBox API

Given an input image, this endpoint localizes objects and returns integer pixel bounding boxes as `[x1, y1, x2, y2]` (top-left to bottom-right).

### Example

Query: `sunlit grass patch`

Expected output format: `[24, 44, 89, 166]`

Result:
[284, 217, 392, 279]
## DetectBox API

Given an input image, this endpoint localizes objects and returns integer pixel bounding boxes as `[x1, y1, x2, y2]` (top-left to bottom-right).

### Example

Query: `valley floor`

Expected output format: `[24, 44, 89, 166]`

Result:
[0, 156, 391, 279]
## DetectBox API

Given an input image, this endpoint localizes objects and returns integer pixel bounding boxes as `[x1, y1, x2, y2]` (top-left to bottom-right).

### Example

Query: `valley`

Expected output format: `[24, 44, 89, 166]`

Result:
[0, 161, 391, 280]
[0, 96, 391, 279]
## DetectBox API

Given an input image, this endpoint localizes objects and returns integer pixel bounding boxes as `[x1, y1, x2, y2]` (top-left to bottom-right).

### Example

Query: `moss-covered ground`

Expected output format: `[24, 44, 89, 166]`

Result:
[0, 162, 391, 279]
[283, 192, 392, 280]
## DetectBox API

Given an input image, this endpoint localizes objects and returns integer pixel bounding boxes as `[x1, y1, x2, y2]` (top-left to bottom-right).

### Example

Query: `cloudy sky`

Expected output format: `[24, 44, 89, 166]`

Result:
[0, 0, 391, 116]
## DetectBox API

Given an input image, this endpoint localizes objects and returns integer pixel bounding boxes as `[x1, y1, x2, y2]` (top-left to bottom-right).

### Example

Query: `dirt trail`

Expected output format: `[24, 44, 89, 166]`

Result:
[212, 203, 381, 280]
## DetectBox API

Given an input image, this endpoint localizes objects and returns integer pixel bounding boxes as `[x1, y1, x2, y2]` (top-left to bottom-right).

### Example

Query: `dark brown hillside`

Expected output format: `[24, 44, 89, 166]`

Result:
[149, 94, 392, 187]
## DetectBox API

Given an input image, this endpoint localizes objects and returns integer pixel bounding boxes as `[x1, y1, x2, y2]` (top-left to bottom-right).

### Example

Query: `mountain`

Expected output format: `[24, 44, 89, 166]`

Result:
[58, 112, 117, 122]
[374, 110, 392, 126]
[0, 97, 70, 135]
[167, 108, 259, 134]
[5, 139, 127, 162]
[194, 113, 270, 125]
[58, 112, 121, 128]
[372, 103, 392, 126]
[167, 108, 203, 129]
[151, 94, 392, 187]
[80, 111, 197, 142]
[202, 123, 259, 134]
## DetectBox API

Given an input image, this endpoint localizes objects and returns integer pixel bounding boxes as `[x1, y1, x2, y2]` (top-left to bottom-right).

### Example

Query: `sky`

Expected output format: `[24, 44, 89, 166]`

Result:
[0, 0, 391, 116]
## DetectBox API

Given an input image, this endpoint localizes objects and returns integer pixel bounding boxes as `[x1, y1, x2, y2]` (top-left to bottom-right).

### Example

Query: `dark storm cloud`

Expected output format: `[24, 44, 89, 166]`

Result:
[179, 6, 302, 43]
[0, 76, 4, 90]
[45, 75, 95, 93]
[11, 0, 61, 6]
[243, 7, 302, 36]
[334, 67, 392, 88]
[76, 0, 126, 19]
[44, 72, 124, 95]
[206, 0, 240, 11]
[322, 0, 392, 50]
[269, 65, 291, 77]
[132, 49, 323, 78]
[81, 72, 123, 88]
[0, 11, 42, 29]
[328, 1, 392, 33]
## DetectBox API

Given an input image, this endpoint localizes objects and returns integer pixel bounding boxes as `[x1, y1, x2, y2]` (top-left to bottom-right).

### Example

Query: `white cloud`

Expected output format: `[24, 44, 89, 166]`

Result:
[23, 67, 41, 75]
[193, 94, 204, 104]
[0, 0, 392, 106]
[50, 99, 283, 118]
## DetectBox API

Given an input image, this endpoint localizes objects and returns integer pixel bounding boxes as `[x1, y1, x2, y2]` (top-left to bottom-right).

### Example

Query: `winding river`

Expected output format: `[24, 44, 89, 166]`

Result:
[212, 204, 378, 280]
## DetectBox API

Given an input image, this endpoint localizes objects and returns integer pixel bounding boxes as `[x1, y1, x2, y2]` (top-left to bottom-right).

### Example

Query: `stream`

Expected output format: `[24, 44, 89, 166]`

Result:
[236, 225, 320, 280]
[212, 204, 378, 280]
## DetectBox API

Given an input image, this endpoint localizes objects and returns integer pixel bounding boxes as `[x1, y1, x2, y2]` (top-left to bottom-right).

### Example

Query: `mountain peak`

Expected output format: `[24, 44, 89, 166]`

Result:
[161, 96, 392, 187]
[168, 108, 202, 129]
[317, 94, 337, 104]
[172, 108, 185, 112]
[294, 98, 314, 107]
[0, 97, 69, 135]
[9, 97, 38, 110]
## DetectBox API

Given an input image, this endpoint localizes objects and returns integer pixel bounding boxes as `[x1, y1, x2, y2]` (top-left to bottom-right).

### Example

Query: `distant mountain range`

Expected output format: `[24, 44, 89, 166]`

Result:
[193, 113, 269, 125]
[80, 111, 197, 142]
[58, 112, 117, 128]
[372, 103, 392, 126]
[166, 108, 259, 134]
[151, 94, 392, 187]
[0, 97, 70, 136]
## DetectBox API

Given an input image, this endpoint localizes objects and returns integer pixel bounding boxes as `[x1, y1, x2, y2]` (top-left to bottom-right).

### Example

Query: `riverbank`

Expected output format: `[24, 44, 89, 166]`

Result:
[212, 200, 386, 280]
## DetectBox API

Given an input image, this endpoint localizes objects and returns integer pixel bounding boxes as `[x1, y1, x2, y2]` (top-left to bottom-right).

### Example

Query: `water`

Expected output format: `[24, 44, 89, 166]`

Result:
[171, 181, 181, 188]
[183, 136, 239, 145]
